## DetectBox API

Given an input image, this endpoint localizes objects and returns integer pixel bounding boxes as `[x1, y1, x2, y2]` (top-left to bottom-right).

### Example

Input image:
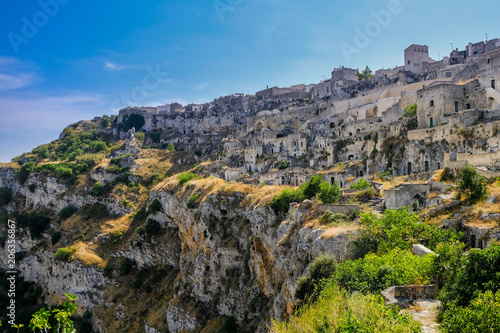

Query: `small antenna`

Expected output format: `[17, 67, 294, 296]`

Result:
[486, 33, 488, 41]
[449, 43, 454, 50]
[438, 53, 441, 60]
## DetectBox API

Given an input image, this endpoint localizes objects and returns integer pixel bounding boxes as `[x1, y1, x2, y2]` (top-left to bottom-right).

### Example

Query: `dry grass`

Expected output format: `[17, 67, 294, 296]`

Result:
[410, 303, 424, 312]
[428, 191, 438, 199]
[157, 175, 289, 209]
[100, 213, 135, 236]
[303, 218, 360, 239]
[72, 241, 106, 268]
[320, 223, 360, 239]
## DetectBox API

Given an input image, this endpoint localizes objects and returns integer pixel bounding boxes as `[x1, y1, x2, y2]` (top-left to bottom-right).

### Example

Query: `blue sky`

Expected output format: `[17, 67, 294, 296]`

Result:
[0, 0, 498, 161]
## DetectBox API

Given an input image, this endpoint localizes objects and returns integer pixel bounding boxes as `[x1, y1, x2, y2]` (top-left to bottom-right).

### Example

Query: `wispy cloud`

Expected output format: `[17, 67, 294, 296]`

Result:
[0, 94, 105, 134]
[0, 73, 32, 92]
[103, 61, 140, 71]
[194, 82, 210, 90]
[0, 56, 36, 92]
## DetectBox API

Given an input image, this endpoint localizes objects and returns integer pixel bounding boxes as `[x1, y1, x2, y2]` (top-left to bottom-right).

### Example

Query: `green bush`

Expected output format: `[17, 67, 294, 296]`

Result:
[53, 247, 75, 261]
[134, 132, 145, 142]
[123, 114, 145, 131]
[295, 255, 337, 302]
[187, 194, 200, 208]
[145, 219, 161, 235]
[457, 164, 488, 203]
[32, 146, 50, 159]
[92, 182, 104, 196]
[16, 160, 36, 184]
[167, 142, 175, 152]
[0, 187, 12, 205]
[334, 248, 433, 294]
[270, 188, 304, 215]
[59, 205, 78, 220]
[88, 140, 107, 152]
[319, 211, 349, 225]
[17, 211, 51, 239]
[353, 208, 457, 257]
[219, 316, 239, 333]
[440, 167, 455, 182]
[352, 186, 378, 202]
[148, 199, 162, 214]
[403, 103, 417, 118]
[51, 231, 62, 245]
[349, 178, 371, 190]
[316, 181, 341, 204]
[177, 172, 202, 185]
[440, 290, 500, 333]
[119, 258, 135, 275]
[270, 175, 340, 215]
[278, 160, 289, 170]
[439, 245, 500, 313]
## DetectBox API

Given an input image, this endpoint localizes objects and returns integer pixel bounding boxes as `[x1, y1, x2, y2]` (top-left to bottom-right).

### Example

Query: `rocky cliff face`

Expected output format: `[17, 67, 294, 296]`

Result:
[0, 170, 355, 332]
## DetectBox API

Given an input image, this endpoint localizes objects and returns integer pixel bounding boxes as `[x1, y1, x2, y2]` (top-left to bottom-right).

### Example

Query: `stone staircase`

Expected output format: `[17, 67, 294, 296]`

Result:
[367, 197, 385, 214]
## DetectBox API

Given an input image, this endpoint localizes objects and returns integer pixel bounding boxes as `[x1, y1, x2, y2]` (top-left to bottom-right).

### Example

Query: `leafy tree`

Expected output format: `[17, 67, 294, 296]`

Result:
[59, 205, 78, 220]
[16, 161, 36, 184]
[167, 142, 175, 153]
[123, 114, 145, 131]
[317, 181, 341, 204]
[440, 290, 500, 333]
[0, 187, 12, 205]
[32, 146, 50, 159]
[278, 160, 289, 170]
[28, 293, 78, 333]
[88, 140, 107, 152]
[295, 255, 337, 302]
[349, 178, 371, 190]
[357, 66, 373, 81]
[439, 245, 500, 312]
[457, 164, 488, 203]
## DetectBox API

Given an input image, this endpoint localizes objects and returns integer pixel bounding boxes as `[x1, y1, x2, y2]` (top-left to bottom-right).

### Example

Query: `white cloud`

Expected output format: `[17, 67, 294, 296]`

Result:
[0, 94, 106, 134]
[103, 61, 140, 71]
[104, 61, 121, 70]
[194, 82, 210, 90]
[0, 73, 32, 92]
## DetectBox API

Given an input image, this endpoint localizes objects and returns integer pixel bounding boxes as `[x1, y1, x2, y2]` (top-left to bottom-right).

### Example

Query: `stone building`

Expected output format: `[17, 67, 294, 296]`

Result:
[332, 66, 358, 90]
[404, 44, 432, 74]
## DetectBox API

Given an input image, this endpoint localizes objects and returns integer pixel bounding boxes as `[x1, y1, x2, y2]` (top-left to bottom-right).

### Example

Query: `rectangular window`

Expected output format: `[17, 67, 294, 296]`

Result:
[492, 80, 496, 89]
[455, 101, 459, 112]
[430, 117, 434, 127]
[408, 60, 411, 65]
[430, 100, 434, 107]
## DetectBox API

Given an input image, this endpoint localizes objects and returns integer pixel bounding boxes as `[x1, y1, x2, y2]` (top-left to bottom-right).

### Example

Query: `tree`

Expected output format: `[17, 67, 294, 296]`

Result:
[0, 187, 12, 205]
[457, 164, 488, 203]
[167, 142, 175, 153]
[123, 114, 145, 131]
[357, 66, 373, 81]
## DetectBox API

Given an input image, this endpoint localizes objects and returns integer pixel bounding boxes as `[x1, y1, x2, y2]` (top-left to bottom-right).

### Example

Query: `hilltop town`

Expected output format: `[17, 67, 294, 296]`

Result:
[113, 38, 500, 196]
[1, 37, 500, 333]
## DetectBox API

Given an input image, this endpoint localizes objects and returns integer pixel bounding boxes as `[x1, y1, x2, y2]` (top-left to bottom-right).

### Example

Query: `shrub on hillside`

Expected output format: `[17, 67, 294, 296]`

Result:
[295, 255, 337, 302]
[59, 205, 78, 220]
[177, 172, 202, 185]
[457, 164, 488, 203]
[349, 178, 371, 190]
[53, 247, 75, 261]
[0, 187, 12, 205]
